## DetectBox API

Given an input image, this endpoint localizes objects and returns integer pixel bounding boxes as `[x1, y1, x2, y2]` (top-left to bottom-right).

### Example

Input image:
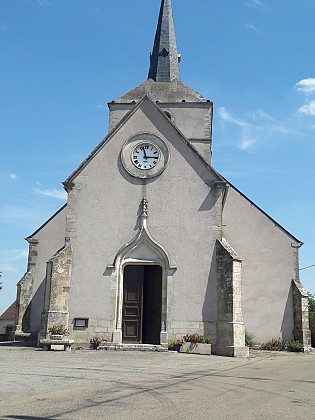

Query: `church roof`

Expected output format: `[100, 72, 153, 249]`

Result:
[112, 0, 207, 104]
[112, 79, 208, 104]
[0, 301, 16, 320]
[148, 0, 180, 82]
[62, 1, 302, 247]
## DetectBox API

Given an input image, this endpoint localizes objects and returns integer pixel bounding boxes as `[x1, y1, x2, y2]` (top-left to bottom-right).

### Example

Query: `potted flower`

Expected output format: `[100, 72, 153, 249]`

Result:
[168, 339, 183, 352]
[183, 333, 213, 344]
[180, 333, 214, 355]
[90, 337, 102, 350]
[48, 324, 68, 340]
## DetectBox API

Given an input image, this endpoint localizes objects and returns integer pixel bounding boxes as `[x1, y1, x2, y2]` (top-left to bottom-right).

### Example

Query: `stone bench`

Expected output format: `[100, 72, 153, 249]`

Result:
[40, 338, 74, 351]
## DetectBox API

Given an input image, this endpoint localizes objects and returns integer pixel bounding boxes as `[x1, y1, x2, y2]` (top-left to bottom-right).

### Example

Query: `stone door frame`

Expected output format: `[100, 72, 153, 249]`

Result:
[109, 230, 176, 345]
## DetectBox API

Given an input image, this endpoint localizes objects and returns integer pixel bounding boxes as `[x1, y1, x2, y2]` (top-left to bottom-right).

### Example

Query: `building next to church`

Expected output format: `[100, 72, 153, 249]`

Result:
[13, 0, 311, 356]
[0, 301, 16, 338]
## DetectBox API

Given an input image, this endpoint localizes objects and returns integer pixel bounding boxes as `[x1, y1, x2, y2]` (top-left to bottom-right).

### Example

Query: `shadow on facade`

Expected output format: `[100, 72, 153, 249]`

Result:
[202, 249, 217, 337]
[281, 286, 294, 340]
[20, 278, 46, 337]
[198, 188, 221, 212]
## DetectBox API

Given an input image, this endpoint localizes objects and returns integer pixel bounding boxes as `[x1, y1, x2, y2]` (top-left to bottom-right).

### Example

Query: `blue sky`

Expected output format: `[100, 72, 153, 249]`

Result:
[0, 0, 314, 314]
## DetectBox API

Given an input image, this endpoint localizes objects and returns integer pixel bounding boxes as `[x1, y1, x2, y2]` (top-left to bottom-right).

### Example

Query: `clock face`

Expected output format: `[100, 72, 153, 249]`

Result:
[132, 142, 160, 170]
[121, 133, 169, 179]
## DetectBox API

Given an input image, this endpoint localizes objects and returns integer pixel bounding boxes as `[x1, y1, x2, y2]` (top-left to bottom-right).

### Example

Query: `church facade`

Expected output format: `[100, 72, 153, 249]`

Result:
[14, 0, 311, 356]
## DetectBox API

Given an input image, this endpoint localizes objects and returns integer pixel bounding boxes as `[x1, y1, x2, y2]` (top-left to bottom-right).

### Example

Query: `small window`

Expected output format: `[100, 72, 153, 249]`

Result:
[74, 318, 89, 329]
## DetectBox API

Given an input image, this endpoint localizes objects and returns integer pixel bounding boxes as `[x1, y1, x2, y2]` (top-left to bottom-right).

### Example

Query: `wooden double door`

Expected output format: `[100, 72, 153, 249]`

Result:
[122, 265, 162, 344]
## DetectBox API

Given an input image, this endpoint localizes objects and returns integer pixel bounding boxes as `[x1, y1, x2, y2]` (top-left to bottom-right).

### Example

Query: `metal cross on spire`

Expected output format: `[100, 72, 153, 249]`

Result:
[148, 0, 180, 82]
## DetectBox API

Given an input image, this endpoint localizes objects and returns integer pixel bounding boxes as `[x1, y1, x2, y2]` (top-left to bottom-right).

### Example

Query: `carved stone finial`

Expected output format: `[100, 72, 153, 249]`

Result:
[140, 197, 148, 218]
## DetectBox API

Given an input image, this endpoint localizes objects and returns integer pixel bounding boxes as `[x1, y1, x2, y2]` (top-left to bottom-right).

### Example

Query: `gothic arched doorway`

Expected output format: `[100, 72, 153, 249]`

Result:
[122, 265, 162, 344]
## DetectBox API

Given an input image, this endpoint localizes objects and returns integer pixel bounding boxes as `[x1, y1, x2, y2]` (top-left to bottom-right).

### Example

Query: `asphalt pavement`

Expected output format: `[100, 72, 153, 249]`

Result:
[0, 344, 314, 419]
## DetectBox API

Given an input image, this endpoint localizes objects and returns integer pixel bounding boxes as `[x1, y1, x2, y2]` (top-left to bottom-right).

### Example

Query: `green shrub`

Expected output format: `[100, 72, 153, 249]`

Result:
[308, 293, 315, 321]
[245, 331, 256, 347]
[284, 340, 304, 352]
[308, 294, 315, 347]
[260, 338, 285, 351]
[260, 338, 303, 352]
[310, 319, 315, 348]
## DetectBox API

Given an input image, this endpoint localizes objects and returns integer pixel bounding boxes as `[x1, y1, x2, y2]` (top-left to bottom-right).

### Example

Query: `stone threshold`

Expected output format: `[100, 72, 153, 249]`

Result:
[99, 343, 168, 352]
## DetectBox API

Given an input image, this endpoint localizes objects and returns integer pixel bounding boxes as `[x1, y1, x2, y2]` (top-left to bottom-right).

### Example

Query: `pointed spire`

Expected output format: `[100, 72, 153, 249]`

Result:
[148, 0, 180, 82]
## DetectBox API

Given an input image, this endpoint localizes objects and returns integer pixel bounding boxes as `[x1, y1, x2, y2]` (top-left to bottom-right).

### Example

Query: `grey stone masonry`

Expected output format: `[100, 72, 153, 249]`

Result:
[39, 242, 72, 340]
[40, 338, 74, 351]
[292, 279, 311, 350]
[99, 344, 168, 352]
[215, 239, 249, 357]
[13, 238, 39, 335]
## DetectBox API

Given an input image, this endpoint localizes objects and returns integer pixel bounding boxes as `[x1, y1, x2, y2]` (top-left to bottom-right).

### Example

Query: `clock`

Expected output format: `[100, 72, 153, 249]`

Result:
[121, 133, 169, 179]
[132, 142, 160, 170]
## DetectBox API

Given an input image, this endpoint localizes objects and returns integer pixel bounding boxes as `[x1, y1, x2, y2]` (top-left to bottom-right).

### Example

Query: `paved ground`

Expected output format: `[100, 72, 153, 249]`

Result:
[0, 344, 314, 420]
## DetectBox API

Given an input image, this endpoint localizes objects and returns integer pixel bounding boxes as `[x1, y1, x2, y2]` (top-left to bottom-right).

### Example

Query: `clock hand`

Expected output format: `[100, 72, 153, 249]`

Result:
[146, 156, 158, 159]
[142, 148, 148, 159]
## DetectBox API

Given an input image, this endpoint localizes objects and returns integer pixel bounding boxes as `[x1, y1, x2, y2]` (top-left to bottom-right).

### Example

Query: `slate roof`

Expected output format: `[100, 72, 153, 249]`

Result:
[113, 0, 208, 105]
[148, 0, 180, 82]
[113, 79, 208, 104]
[0, 301, 16, 320]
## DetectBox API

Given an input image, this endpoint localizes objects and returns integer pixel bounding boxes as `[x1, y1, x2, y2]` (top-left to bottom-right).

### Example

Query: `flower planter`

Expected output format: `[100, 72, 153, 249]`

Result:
[180, 342, 212, 355]
[50, 334, 64, 341]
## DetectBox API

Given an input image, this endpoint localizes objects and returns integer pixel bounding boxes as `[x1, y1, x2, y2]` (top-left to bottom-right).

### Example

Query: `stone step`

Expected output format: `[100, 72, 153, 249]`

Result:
[99, 343, 168, 352]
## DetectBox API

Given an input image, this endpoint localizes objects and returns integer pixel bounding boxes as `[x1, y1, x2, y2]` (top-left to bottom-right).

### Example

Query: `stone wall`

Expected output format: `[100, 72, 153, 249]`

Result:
[40, 242, 72, 340]
[215, 238, 249, 357]
[292, 280, 311, 349]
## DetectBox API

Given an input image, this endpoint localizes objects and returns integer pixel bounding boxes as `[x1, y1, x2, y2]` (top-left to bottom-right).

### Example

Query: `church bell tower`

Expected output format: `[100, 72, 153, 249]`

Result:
[108, 0, 213, 163]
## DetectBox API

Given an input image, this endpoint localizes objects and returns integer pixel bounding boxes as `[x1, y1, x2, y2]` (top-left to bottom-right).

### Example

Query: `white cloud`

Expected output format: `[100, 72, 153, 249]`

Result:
[0, 249, 28, 261]
[246, 0, 264, 8]
[0, 264, 18, 273]
[239, 137, 256, 150]
[9, 173, 17, 181]
[295, 78, 315, 95]
[218, 107, 247, 128]
[218, 107, 296, 151]
[15, 251, 27, 260]
[33, 187, 67, 200]
[0, 249, 28, 274]
[245, 24, 259, 32]
[246, 108, 275, 122]
[218, 107, 256, 150]
[297, 101, 315, 116]
[36, 0, 50, 5]
[12, 250, 28, 260]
